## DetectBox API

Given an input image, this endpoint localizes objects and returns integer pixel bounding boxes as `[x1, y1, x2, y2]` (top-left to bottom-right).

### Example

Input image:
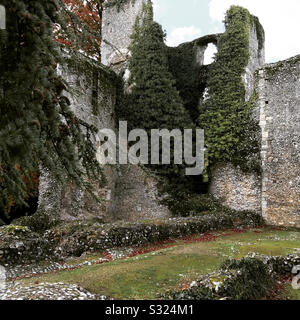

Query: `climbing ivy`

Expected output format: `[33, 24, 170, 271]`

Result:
[198, 6, 261, 173]
[116, 1, 201, 209]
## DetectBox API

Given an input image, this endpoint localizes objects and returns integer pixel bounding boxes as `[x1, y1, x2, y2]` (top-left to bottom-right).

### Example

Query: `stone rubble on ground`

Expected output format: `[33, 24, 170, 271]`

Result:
[0, 282, 106, 300]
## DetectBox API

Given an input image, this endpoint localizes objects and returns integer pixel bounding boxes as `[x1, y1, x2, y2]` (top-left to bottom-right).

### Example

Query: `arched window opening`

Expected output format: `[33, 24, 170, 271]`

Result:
[203, 43, 218, 65]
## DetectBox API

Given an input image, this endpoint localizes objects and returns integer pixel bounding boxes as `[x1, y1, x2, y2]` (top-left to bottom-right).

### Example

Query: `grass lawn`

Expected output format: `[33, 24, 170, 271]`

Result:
[19, 227, 300, 300]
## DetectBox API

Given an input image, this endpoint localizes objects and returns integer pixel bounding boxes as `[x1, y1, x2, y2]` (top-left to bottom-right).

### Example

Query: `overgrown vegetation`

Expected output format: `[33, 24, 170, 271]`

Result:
[117, 5, 264, 216]
[0, 0, 105, 220]
[123, 2, 191, 132]
[167, 34, 219, 123]
[167, 44, 208, 123]
[198, 6, 261, 173]
[167, 257, 274, 300]
[117, 1, 198, 207]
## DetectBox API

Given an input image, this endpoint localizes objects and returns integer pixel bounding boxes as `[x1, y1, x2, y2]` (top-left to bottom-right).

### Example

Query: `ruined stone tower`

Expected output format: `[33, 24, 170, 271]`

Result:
[101, 0, 147, 73]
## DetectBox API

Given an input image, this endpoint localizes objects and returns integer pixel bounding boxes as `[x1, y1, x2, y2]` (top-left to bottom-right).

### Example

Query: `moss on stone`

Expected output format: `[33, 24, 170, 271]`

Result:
[0, 224, 30, 236]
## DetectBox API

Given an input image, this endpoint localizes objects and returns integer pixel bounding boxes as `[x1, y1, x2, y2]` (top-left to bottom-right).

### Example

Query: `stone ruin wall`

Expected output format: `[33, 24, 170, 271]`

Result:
[101, 0, 147, 73]
[38, 62, 119, 222]
[38, 59, 170, 222]
[258, 56, 300, 228]
[210, 28, 300, 227]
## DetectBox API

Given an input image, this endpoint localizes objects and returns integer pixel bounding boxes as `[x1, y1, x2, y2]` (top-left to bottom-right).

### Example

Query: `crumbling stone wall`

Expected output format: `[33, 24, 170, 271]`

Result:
[114, 165, 170, 220]
[101, 0, 147, 73]
[210, 164, 262, 213]
[258, 56, 300, 227]
[38, 4, 300, 228]
[100, 0, 171, 220]
[39, 57, 170, 222]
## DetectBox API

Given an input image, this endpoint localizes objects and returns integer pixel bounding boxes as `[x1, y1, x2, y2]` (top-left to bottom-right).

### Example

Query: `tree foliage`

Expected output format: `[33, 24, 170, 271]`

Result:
[0, 0, 104, 217]
[116, 2, 203, 213]
[123, 2, 191, 132]
[54, 0, 103, 61]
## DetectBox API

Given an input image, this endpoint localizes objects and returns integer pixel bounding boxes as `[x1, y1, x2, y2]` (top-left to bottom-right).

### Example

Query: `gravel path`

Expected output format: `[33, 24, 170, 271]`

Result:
[0, 249, 132, 300]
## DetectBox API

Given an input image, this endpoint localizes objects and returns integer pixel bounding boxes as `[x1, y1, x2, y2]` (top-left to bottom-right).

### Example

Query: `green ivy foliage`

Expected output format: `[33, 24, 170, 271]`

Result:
[115, 1, 207, 212]
[167, 35, 219, 123]
[117, 4, 262, 216]
[198, 6, 261, 173]
[0, 0, 104, 217]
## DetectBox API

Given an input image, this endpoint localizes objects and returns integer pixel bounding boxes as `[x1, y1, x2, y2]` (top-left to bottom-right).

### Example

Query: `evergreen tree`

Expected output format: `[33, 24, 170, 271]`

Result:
[0, 0, 104, 217]
[123, 1, 191, 132]
[117, 1, 195, 204]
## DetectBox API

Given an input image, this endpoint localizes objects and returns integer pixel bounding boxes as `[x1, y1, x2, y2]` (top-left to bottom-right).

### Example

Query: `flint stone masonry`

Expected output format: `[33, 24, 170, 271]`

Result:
[0, 226, 55, 266]
[210, 164, 262, 213]
[258, 56, 300, 228]
[101, 0, 147, 73]
[244, 24, 265, 102]
[114, 165, 170, 220]
[0, 5, 5, 30]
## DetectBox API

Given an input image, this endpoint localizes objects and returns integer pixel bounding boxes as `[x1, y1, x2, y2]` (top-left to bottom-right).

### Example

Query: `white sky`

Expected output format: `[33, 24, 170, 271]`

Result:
[153, 0, 300, 63]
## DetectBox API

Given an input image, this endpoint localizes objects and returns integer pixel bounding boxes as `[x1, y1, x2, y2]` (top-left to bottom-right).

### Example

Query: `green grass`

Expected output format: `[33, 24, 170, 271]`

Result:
[285, 285, 300, 300]
[19, 228, 300, 300]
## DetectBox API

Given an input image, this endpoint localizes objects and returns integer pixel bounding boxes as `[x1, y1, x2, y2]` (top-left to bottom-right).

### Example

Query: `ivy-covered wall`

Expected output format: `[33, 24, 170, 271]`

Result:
[198, 6, 264, 172]
[167, 34, 220, 122]
[207, 7, 265, 214]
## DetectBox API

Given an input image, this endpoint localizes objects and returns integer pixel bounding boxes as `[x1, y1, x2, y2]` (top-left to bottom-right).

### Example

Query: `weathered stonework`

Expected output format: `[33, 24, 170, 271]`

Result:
[258, 56, 300, 227]
[114, 165, 170, 220]
[38, 61, 118, 222]
[34, 4, 300, 228]
[0, 5, 5, 30]
[38, 56, 170, 222]
[101, 0, 147, 73]
[210, 164, 262, 213]
[244, 24, 265, 102]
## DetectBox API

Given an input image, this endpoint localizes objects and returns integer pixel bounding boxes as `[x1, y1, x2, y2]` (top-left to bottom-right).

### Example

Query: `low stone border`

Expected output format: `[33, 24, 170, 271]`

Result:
[1, 211, 263, 267]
